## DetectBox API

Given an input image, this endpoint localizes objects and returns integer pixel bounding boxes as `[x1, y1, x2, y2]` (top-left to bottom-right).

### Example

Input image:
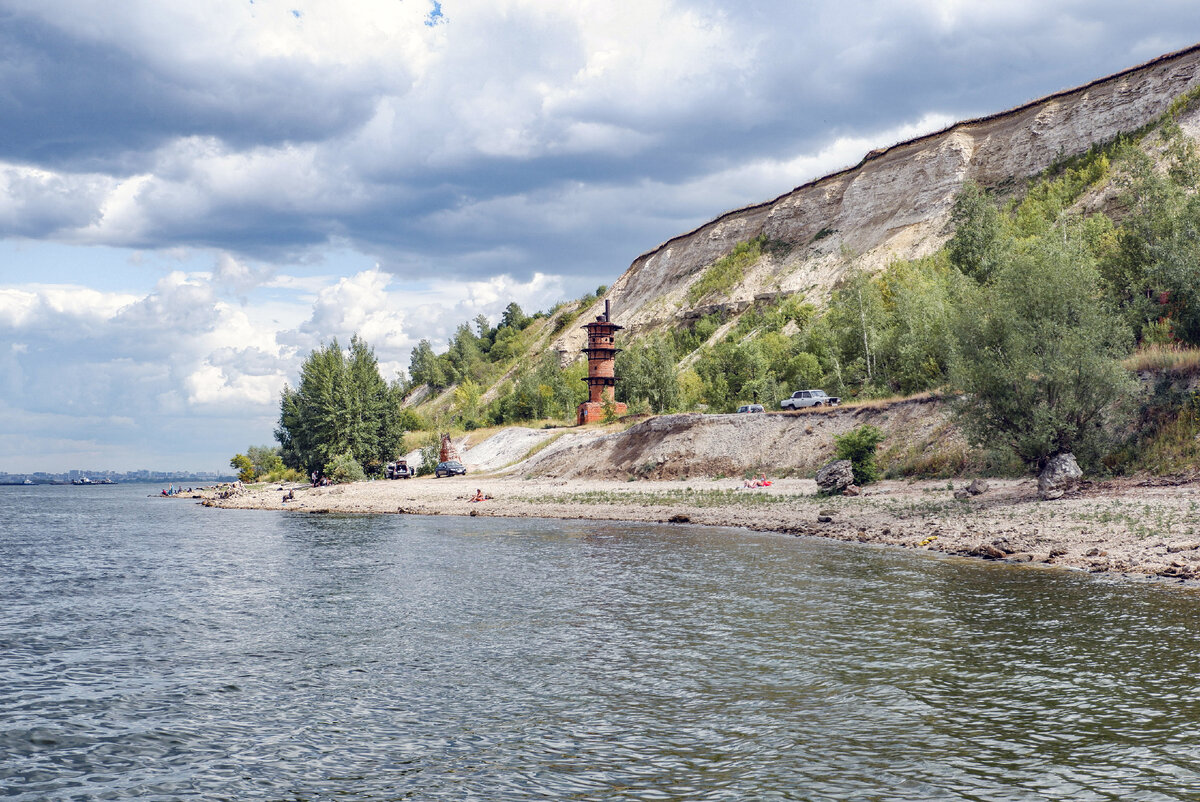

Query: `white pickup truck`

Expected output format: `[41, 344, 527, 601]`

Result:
[780, 389, 840, 410]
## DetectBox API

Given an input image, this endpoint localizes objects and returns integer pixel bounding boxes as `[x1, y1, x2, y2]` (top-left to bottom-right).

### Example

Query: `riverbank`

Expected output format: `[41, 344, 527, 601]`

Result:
[192, 474, 1200, 584]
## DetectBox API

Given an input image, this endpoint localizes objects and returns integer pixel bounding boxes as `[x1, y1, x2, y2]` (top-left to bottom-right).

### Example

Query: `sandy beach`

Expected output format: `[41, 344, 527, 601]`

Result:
[190, 473, 1200, 585]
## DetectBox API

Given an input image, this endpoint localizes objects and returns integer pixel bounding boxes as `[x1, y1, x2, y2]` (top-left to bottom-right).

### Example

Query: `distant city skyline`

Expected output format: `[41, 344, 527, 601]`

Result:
[0, 467, 235, 484]
[3, 1, 1200, 471]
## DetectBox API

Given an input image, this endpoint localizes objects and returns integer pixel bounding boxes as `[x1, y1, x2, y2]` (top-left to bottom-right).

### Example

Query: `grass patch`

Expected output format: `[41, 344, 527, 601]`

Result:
[1135, 404, 1200, 475]
[882, 440, 969, 479]
[525, 488, 812, 509]
[686, 236, 766, 305]
[1124, 344, 1200, 376]
[841, 391, 937, 410]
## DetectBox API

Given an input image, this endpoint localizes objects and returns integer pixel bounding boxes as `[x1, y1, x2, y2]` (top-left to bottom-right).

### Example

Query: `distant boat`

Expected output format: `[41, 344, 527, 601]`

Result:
[72, 477, 93, 485]
[22, 479, 33, 485]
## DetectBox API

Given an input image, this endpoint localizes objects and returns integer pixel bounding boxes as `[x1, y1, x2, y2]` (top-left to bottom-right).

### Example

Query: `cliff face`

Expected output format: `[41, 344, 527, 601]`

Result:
[553, 44, 1200, 354]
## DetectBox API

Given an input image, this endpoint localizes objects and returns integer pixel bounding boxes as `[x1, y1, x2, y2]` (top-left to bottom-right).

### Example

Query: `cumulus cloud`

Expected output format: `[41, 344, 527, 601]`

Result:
[0, 259, 571, 469]
[2, 0, 1200, 470]
[5, 0, 1195, 279]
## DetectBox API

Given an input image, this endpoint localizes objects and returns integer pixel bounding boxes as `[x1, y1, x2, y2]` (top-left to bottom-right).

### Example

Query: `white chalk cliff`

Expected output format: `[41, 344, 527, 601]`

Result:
[553, 44, 1200, 354]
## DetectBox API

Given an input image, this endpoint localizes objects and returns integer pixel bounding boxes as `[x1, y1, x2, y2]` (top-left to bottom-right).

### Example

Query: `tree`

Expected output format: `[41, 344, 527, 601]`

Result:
[325, 452, 366, 484]
[615, 339, 681, 413]
[950, 235, 1136, 472]
[948, 181, 1006, 282]
[408, 339, 448, 390]
[1108, 136, 1200, 345]
[229, 453, 255, 483]
[276, 335, 410, 476]
[824, 269, 885, 393]
[246, 445, 283, 478]
[873, 255, 964, 394]
[501, 302, 530, 331]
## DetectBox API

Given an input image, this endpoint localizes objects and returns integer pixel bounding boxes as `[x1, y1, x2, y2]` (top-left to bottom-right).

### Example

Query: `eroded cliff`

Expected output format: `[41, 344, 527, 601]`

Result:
[553, 44, 1200, 354]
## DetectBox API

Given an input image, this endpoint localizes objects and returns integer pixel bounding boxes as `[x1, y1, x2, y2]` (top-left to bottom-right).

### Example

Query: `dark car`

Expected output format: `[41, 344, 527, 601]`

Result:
[434, 460, 467, 478]
[385, 460, 413, 479]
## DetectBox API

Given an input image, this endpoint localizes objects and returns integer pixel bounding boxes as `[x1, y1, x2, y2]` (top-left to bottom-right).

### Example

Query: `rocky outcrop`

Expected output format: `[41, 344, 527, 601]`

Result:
[553, 45, 1200, 356]
[1038, 453, 1083, 500]
[815, 460, 855, 495]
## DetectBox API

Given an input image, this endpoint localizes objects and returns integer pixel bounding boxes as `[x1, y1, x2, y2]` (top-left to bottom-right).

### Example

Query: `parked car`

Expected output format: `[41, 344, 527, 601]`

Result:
[434, 460, 467, 478]
[780, 389, 841, 410]
[736, 404, 765, 413]
[385, 460, 414, 479]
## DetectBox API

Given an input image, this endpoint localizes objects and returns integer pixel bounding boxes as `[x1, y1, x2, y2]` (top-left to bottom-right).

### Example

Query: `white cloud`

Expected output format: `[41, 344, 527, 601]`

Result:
[2, 0, 1200, 472]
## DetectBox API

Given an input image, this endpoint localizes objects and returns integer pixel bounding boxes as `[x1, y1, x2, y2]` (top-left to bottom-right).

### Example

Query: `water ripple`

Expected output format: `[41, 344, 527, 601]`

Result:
[3, 485, 1200, 800]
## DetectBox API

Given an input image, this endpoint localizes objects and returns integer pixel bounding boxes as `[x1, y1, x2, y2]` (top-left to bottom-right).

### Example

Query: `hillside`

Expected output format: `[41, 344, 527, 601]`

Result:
[551, 44, 1200, 352]
[390, 43, 1200, 484]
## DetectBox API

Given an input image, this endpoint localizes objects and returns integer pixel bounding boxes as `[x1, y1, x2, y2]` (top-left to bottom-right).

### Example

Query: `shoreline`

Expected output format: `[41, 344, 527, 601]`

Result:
[188, 474, 1200, 586]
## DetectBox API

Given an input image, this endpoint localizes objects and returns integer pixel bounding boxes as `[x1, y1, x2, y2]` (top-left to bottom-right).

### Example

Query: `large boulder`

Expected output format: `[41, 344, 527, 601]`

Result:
[1038, 453, 1082, 500]
[967, 478, 990, 496]
[815, 459, 855, 495]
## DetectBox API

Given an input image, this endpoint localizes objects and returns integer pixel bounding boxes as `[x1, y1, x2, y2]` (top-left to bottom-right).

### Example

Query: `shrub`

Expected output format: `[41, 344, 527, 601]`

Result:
[834, 424, 885, 485]
[263, 466, 307, 483]
[325, 452, 366, 484]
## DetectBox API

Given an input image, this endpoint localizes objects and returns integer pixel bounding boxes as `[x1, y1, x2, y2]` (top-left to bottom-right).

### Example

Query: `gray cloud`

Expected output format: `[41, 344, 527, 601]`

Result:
[4, 0, 1200, 472]
[3, 1, 1198, 286]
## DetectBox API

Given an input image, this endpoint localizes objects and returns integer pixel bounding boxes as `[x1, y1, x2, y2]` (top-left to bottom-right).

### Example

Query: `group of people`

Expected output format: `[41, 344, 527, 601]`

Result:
[160, 485, 193, 496]
[743, 474, 773, 489]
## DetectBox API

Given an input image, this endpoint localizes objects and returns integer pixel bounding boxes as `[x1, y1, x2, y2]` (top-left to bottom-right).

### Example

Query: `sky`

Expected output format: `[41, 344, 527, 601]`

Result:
[2, 0, 1199, 473]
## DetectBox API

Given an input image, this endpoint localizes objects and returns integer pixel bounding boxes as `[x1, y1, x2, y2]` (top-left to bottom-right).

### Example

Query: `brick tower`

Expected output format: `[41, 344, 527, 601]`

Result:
[577, 300, 627, 425]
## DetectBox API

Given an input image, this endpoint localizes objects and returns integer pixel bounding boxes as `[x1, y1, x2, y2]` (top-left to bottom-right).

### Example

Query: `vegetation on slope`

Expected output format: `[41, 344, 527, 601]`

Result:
[265, 90, 1200, 480]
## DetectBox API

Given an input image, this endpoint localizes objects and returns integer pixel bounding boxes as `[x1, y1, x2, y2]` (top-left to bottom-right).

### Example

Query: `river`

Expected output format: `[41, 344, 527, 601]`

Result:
[3, 483, 1200, 800]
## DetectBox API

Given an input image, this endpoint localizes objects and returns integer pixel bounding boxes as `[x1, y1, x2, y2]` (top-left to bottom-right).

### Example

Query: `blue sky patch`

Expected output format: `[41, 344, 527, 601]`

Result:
[425, 1, 444, 27]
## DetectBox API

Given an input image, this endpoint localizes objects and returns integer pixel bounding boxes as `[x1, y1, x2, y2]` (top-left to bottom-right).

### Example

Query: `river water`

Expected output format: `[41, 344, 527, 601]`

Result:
[3, 484, 1200, 800]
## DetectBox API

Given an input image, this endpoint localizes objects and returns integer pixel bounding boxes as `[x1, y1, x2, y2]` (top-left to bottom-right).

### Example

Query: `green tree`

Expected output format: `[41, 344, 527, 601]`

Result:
[824, 269, 885, 393]
[950, 236, 1136, 472]
[276, 335, 410, 476]
[408, 339, 449, 390]
[1108, 137, 1200, 345]
[246, 445, 283, 478]
[874, 255, 964, 394]
[229, 453, 255, 483]
[948, 181, 1006, 282]
[615, 339, 681, 413]
[501, 302, 531, 331]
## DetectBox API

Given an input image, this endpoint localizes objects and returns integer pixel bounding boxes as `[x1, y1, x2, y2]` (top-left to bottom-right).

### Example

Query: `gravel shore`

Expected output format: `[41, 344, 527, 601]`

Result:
[190, 474, 1200, 585]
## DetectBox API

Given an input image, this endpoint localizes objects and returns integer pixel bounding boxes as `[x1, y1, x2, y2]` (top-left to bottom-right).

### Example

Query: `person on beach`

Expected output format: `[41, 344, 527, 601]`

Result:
[470, 489, 485, 502]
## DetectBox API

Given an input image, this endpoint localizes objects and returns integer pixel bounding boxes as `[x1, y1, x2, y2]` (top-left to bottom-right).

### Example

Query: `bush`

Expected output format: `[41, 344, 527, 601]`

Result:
[263, 466, 308, 483]
[325, 452, 366, 484]
[834, 425, 885, 485]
